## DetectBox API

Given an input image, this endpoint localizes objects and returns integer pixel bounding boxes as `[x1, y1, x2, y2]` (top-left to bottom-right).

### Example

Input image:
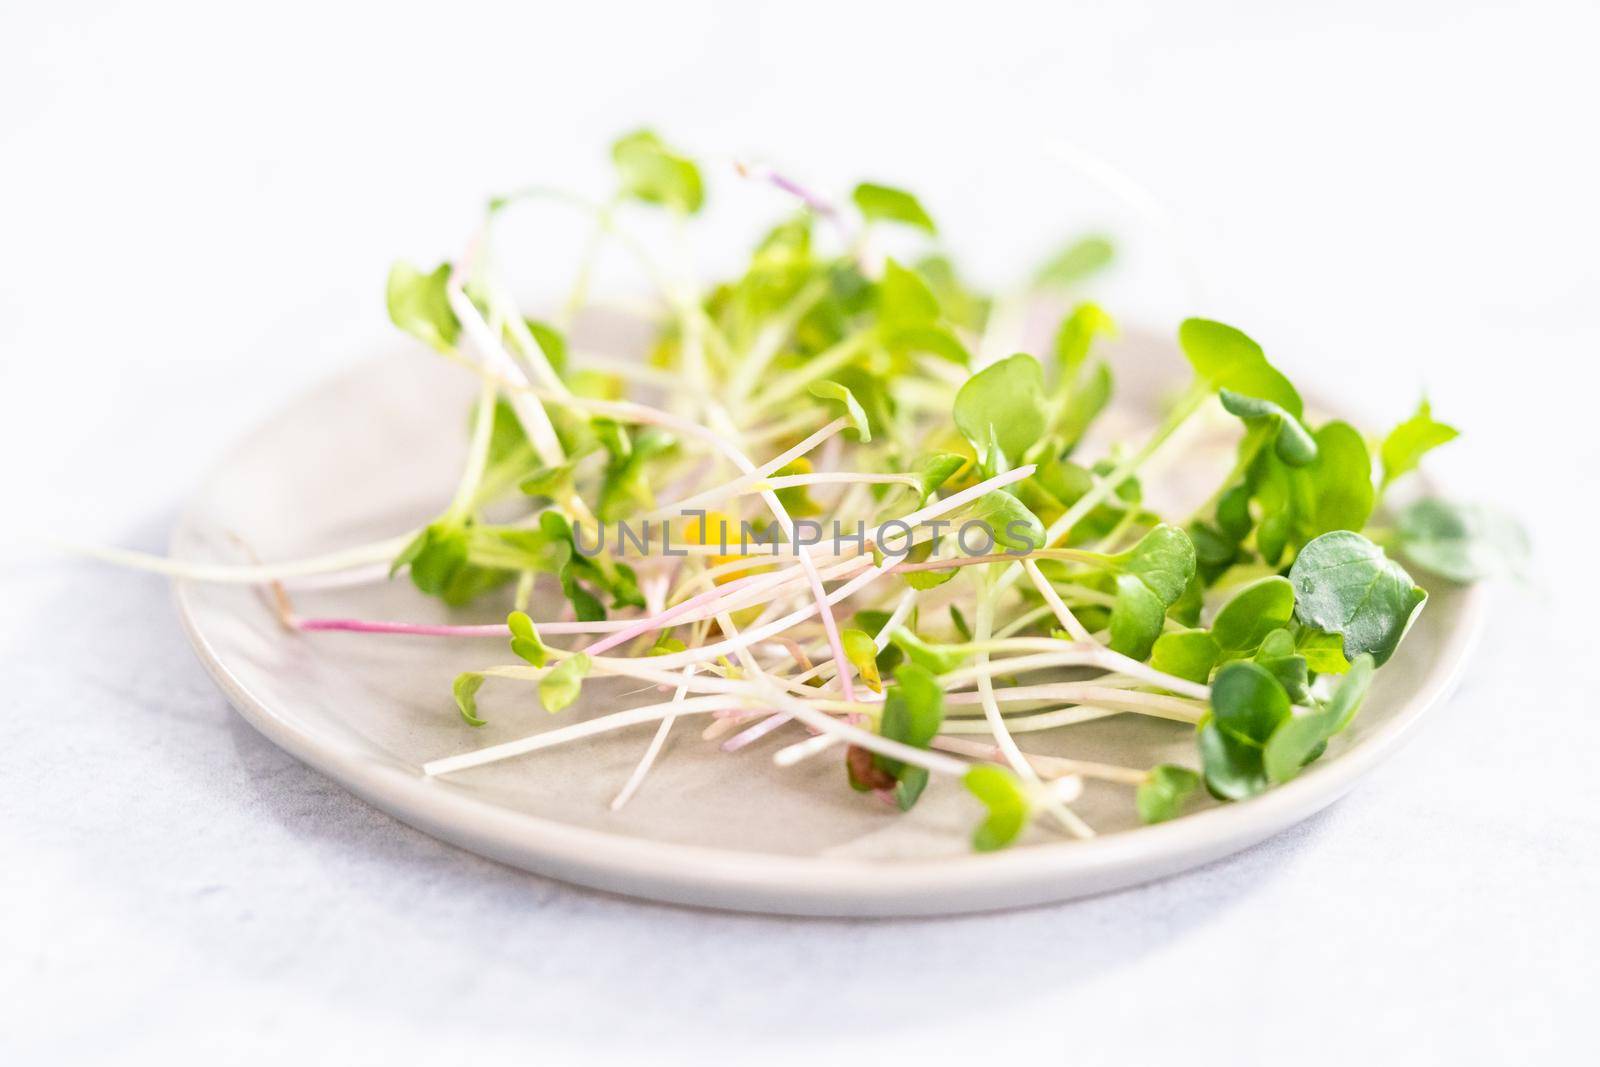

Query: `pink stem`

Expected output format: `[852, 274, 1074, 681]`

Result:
[581, 563, 798, 657]
[298, 618, 512, 637]
[720, 711, 795, 753]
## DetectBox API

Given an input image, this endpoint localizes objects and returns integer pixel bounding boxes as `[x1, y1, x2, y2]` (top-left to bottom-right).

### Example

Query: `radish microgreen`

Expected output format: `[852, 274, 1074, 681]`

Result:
[88, 131, 1522, 851]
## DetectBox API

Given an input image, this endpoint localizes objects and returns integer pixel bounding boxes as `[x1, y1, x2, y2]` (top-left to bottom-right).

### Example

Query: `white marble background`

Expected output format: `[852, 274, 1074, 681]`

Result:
[2, 2, 1596, 1062]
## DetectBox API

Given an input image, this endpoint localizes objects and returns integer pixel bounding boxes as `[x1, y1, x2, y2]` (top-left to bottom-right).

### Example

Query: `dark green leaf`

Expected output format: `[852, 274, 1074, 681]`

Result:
[1200, 661, 1292, 800]
[1109, 574, 1165, 660]
[949, 604, 973, 642]
[1252, 628, 1310, 703]
[1263, 654, 1375, 783]
[1289, 532, 1427, 666]
[1219, 389, 1318, 466]
[874, 664, 946, 809]
[1102, 525, 1198, 659]
[1211, 575, 1295, 654]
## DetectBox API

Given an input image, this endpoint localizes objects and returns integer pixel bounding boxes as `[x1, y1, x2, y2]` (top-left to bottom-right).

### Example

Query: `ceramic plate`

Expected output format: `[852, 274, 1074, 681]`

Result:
[171, 332, 1488, 916]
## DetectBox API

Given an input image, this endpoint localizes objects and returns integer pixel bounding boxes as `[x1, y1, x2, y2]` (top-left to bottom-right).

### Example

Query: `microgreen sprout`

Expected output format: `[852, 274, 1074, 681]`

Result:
[83, 129, 1518, 851]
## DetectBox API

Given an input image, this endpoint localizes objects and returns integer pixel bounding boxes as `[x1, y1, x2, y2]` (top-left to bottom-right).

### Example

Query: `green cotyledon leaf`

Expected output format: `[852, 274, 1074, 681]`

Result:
[452, 672, 486, 727]
[1380, 399, 1459, 491]
[852, 182, 936, 233]
[1219, 388, 1318, 466]
[1137, 764, 1202, 824]
[1179, 318, 1302, 418]
[612, 129, 704, 213]
[958, 491, 1047, 554]
[876, 257, 940, 328]
[809, 380, 872, 442]
[918, 453, 969, 502]
[888, 628, 968, 675]
[507, 611, 548, 668]
[953, 353, 1047, 468]
[1396, 498, 1530, 583]
[901, 537, 960, 591]
[1296, 628, 1352, 674]
[1055, 360, 1113, 451]
[1100, 525, 1197, 660]
[873, 664, 945, 811]
[1149, 629, 1221, 684]
[538, 653, 591, 713]
[1106, 524, 1195, 605]
[841, 628, 883, 693]
[403, 522, 516, 607]
[963, 764, 1032, 851]
[1289, 531, 1427, 667]
[1035, 235, 1114, 287]
[1108, 575, 1165, 662]
[598, 428, 676, 522]
[1242, 420, 1375, 566]
[1052, 302, 1117, 377]
[1263, 653, 1375, 783]
[386, 261, 459, 353]
[1199, 661, 1292, 801]
[914, 254, 988, 332]
[1210, 575, 1296, 655]
[1252, 628, 1310, 704]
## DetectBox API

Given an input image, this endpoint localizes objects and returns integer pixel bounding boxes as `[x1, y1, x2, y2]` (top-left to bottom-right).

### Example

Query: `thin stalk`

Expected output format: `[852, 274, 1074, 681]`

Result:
[56, 534, 413, 584]
[931, 736, 1145, 785]
[743, 332, 870, 416]
[423, 694, 739, 777]
[609, 664, 697, 810]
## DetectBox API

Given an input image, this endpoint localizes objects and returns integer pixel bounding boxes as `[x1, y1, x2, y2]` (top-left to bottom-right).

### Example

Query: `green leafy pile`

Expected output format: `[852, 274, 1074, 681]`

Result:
[334, 129, 1518, 849]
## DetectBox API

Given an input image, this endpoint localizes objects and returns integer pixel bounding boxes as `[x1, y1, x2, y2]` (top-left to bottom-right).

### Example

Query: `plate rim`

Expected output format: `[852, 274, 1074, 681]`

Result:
[169, 356, 1492, 917]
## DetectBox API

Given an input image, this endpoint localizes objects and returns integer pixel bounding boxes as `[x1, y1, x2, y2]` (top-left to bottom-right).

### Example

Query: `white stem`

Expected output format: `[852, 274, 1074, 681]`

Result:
[53, 534, 413, 583]
[422, 694, 738, 777]
[609, 665, 697, 810]
[932, 736, 1140, 785]
[446, 281, 567, 468]
[641, 419, 846, 521]
[1023, 558, 1092, 642]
